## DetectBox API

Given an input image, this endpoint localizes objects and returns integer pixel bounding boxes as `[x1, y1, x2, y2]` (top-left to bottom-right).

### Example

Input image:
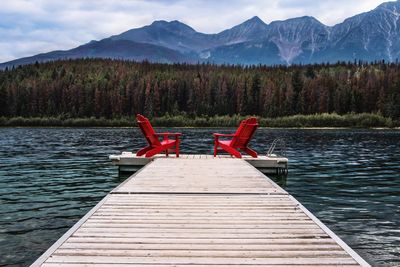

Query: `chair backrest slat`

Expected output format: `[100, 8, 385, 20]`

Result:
[230, 117, 258, 148]
[136, 114, 161, 146]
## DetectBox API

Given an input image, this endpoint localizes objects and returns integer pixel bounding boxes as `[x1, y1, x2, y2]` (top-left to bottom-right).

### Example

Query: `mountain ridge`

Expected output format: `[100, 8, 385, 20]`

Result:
[2, 0, 400, 68]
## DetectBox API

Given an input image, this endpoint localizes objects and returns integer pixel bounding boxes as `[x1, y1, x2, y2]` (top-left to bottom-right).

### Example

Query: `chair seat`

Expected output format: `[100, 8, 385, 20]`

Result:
[218, 140, 231, 146]
[161, 139, 176, 146]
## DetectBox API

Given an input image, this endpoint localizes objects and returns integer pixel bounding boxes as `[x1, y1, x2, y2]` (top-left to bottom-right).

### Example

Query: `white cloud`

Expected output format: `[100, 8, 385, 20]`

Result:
[0, 0, 390, 62]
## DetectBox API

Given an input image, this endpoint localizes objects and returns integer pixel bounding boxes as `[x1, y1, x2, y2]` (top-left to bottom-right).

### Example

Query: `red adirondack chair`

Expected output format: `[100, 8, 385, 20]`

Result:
[136, 114, 181, 158]
[213, 117, 258, 158]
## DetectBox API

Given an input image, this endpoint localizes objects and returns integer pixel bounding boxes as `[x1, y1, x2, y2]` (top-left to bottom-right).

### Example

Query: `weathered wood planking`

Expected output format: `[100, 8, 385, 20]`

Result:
[109, 152, 289, 174]
[31, 158, 370, 267]
[113, 158, 284, 194]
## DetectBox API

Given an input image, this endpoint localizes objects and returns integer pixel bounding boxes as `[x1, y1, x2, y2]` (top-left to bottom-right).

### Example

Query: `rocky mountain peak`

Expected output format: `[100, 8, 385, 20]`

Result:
[2, 1, 400, 68]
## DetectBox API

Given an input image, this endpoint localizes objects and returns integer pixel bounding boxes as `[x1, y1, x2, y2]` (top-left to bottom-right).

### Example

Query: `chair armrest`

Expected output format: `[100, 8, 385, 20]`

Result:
[213, 133, 235, 142]
[156, 133, 182, 141]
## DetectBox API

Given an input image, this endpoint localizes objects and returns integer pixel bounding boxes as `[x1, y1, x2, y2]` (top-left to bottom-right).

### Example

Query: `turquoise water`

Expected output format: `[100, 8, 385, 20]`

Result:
[0, 128, 399, 266]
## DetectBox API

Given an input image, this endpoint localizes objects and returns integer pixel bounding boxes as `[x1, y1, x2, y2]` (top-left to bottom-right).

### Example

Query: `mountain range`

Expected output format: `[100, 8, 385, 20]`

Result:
[2, 0, 400, 68]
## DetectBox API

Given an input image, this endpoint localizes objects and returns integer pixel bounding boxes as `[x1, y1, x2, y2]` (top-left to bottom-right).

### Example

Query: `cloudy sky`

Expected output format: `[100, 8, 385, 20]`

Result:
[0, 0, 390, 63]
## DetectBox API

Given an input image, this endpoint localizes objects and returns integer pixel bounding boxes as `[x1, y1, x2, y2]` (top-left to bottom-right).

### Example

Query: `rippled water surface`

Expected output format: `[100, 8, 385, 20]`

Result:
[0, 128, 399, 266]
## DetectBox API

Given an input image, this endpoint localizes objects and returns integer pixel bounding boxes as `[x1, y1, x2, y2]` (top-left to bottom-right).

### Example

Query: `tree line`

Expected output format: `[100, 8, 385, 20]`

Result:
[0, 59, 399, 120]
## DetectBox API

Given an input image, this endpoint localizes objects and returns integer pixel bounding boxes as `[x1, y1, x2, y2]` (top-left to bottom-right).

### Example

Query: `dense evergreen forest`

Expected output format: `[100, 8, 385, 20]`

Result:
[0, 59, 399, 126]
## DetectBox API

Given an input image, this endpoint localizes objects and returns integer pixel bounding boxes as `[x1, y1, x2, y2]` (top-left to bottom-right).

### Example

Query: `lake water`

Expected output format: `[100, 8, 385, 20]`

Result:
[0, 128, 399, 266]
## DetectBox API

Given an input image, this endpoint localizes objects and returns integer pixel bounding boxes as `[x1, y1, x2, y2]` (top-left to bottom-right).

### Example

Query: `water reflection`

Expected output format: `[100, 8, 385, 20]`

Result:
[0, 128, 399, 266]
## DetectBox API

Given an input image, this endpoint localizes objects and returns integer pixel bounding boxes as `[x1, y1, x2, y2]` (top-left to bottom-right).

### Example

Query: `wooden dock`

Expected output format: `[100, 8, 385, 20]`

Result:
[31, 157, 370, 266]
[109, 152, 289, 174]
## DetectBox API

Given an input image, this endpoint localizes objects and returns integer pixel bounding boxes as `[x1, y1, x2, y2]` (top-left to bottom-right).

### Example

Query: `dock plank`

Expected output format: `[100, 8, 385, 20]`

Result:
[31, 158, 369, 267]
[113, 158, 284, 194]
[45, 255, 359, 265]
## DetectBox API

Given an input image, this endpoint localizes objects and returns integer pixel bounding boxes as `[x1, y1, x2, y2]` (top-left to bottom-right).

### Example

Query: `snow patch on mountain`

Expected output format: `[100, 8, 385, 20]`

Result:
[199, 51, 211, 59]
[272, 39, 302, 65]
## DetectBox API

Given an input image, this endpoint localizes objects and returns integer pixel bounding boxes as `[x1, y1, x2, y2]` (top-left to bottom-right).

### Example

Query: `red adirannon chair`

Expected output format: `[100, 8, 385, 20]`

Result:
[136, 114, 181, 158]
[213, 117, 258, 158]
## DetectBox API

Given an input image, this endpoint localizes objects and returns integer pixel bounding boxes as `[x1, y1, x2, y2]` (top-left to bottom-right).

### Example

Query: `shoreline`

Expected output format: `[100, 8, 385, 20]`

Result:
[1, 125, 400, 130]
[0, 113, 398, 129]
